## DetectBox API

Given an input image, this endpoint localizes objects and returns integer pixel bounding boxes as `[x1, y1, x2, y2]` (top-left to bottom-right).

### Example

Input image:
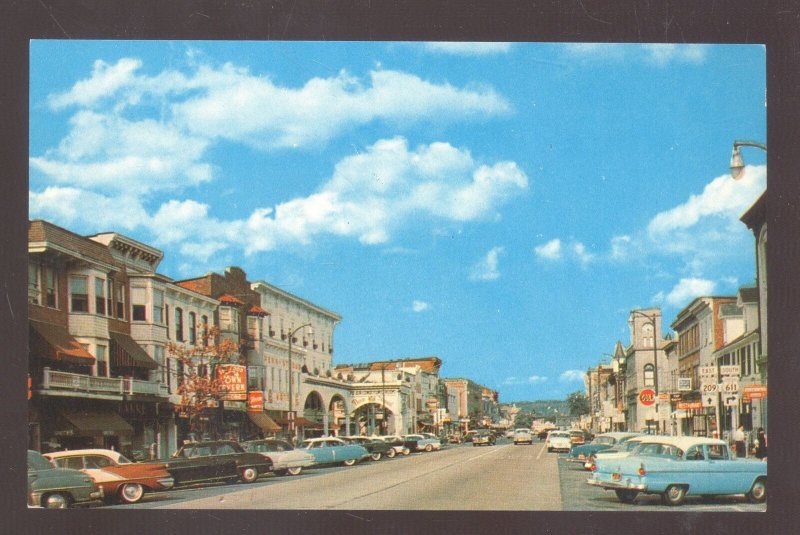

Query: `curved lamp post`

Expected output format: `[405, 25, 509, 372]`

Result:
[288, 323, 313, 444]
[730, 140, 767, 180]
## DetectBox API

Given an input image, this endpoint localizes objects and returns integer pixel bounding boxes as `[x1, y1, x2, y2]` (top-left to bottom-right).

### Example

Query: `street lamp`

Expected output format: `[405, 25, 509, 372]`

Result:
[287, 323, 313, 444]
[729, 140, 767, 180]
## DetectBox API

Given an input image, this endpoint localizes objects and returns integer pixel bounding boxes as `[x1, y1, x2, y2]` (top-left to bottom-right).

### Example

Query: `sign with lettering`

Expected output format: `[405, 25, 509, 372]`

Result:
[678, 377, 692, 391]
[678, 401, 703, 410]
[216, 365, 247, 401]
[638, 389, 656, 406]
[248, 391, 264, 411]
[699, 366, 718, 380]
[719, 365, 740, 377]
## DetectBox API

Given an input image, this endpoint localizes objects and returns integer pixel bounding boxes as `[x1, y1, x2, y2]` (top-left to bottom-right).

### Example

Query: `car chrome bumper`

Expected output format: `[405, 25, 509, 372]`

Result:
[587, 478, 646, 491]
[157, 477, 175, 489]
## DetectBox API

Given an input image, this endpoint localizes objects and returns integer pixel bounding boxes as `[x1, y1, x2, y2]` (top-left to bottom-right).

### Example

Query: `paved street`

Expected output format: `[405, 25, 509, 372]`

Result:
[109, 440, 560, 510]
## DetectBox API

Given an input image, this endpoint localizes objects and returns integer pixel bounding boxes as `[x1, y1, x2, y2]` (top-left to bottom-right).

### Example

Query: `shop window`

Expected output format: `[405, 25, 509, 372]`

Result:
[131, 287, 147, 321]
[69, 275, 89, 313]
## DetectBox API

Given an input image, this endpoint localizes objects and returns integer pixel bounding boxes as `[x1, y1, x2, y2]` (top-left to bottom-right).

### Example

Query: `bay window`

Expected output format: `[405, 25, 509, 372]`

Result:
[131, 287, 146, 321]
[69, 275, 89, 313]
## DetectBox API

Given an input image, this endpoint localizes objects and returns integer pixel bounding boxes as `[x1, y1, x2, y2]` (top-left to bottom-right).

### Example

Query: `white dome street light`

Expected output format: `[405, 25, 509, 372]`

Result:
[730, 140, 767, 180]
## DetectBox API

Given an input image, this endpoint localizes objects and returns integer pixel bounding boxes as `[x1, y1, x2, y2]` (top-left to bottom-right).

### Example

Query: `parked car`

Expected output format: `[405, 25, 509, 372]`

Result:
[28, 450, 104, 509]
[463, 430, 479, 443]
[340, 436, 392, 461]
[588, 436, 767, 505]
[45, 449, 174, 504]
[545, 430, 572, 452]
[298, 437, 370, 466]
[241, 438, 315, 476]
[513, 428, 533, 445]
[569, 429, 591, 446]
[375, 436, 412, 457]
[473, 430, 496, 447]
[166, 440, 273, 487]
[584, 435, 651, 470]
[565, 432, 640, 466]
[403, 434, 442, 452]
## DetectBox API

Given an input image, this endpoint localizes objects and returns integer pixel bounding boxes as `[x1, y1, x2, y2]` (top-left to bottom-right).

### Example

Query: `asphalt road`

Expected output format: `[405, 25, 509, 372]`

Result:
[111, 439, 561, 510]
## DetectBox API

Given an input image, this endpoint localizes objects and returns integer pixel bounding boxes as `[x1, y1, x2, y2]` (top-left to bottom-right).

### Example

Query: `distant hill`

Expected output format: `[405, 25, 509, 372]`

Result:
[503, 400, 570, 418]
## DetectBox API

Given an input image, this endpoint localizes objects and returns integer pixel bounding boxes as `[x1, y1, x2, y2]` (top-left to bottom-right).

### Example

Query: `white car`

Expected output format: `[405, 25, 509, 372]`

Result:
[513, 428, 533, 445]
[404, 434, 442, 452]
[242, 438, 315, 476]
[546, 430, 572, 452]
[375, 436, 411, 457]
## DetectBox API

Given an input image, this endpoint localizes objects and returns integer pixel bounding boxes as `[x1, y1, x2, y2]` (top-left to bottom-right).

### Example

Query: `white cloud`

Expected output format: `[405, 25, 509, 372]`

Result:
[412, 300, 430, 313]
[470, 246, 505, 281]
[48, 58, 144, 109]
[610, 235, 632, 260]
[564, 43, 708, 65]
[503, 375, 548, 386]
[534, 239, 562, 260]
[423, 42, 513, 56]
[29, 187, 148, 231]
[642, 44, 707, 65]
[665, 278, 716, 307]
[572, 242, 594, 266]
[560, 370, 586, 382]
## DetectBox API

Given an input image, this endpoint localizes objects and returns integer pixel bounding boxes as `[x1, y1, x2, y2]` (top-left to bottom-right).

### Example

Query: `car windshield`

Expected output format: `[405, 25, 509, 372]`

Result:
[115, 454, 132, 464]
[28, 451, 54, 471]
[593, 436, 615, 445]
[551, 432, 569, 438]
[631, 442, 683, 459]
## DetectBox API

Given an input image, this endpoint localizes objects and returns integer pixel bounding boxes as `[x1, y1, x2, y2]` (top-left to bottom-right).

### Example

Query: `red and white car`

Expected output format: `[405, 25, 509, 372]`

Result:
[45, 449, 174, 504]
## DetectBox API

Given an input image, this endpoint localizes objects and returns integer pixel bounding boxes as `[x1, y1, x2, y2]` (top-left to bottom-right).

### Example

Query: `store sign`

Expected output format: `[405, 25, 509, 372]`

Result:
[743, 384, 768, 400]
[638, 389, 656, 406]
[247, 391, 264, 411]
[677, 401, 703, 410]
[217, 365, 247, 401]
[678, 377, 692, 391]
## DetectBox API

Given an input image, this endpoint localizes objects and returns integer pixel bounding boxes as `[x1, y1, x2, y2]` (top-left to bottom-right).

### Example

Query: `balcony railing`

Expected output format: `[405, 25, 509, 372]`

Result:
[41, 368, 169, 397]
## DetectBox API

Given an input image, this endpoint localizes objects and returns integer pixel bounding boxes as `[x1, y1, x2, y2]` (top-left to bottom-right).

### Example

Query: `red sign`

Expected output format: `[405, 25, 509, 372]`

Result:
[678, 401, 703, 410]
[247, 391, 264, 411]
[216, 365, 247, 401]
[638, 389, 656, 406]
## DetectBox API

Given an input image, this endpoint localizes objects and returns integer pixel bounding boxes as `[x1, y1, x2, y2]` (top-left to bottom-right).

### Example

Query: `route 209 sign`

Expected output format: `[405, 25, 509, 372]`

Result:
[638, 389, 656, 406]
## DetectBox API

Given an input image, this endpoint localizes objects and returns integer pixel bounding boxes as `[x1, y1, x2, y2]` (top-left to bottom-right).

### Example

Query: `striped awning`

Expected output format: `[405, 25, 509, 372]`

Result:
[248, 411, 281, 433]
[110, 332, 159, 370]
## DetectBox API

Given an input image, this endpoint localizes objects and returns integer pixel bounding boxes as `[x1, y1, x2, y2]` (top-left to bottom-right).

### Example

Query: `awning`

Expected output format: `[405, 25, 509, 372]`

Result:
[110, 332, 159, 370]
[248, 411, 281, 433]
[30, 321, 95, 365]
[60, 408, 133, 434]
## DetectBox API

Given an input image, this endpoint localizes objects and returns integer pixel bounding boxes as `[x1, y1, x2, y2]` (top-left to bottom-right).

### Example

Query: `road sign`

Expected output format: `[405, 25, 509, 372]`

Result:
[638, 389, 656, 406]
[701, 382, 718, 394]
[699, 366, 717, 379]
[702, 393, 717, 408]
[720, 365, 740, 377]
[723, 394, 739, 407]
[718, 381, 739, 393]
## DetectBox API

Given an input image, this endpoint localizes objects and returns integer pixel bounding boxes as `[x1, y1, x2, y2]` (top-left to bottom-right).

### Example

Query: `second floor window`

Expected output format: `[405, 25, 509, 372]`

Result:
[115, 284, 126, 319]
[247, 315, 259, 340]
[131, 287, 146, 321]
[643, 364, 655, 387]
[95, 278, 106, 315]
[189, 312, 197, 345]
[153, 290, 164, 324]
[175, 307, 184, 342]
[70, 276, 89, 313]
[28, 263, 40, 304]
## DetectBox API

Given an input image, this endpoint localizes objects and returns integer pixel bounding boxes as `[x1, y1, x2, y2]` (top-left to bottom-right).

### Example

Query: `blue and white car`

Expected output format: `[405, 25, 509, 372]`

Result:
[298, 437, 370, 467]
[587, 436, 767, 505]
[403, 434, 442, 452]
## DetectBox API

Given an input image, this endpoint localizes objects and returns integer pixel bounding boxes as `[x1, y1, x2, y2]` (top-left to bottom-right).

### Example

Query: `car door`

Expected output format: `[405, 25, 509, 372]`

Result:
[211, 443, 241, 478]
[704, 443, 743, 494]
[82, 455, 124, 491]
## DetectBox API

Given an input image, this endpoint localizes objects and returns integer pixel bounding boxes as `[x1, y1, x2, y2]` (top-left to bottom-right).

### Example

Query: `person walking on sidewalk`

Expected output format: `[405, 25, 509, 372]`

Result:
[733, 425, 746, 458]
[754, 428, 767, 460]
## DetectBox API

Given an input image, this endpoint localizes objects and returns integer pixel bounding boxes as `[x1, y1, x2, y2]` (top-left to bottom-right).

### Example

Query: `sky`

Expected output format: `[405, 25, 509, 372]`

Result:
[29, 41, 766, 402]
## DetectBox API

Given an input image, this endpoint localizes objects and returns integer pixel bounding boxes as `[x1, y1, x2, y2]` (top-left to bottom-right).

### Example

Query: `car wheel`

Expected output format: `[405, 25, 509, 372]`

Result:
[370, 452, 382, 461]
[662, 485, 687, 506]
[614, 489, 639, 504]
[241, 466, 259, 483]
[386, 448, 396, 458]
[342, 458, 357, 466]
[747, 478, 766, 503]
[274, 469, 288, 476]
[425, 444, 434, 452]
[403, 449, 410, 456]
[286, 466, 303, 476]
[43, 492, 71, 509]
[118, 483, 145, 504]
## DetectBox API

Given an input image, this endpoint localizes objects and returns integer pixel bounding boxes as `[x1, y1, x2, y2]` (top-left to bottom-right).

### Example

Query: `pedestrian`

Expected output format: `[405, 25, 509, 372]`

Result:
[733, 425, 746, 458]
[754, 427, 767, 460]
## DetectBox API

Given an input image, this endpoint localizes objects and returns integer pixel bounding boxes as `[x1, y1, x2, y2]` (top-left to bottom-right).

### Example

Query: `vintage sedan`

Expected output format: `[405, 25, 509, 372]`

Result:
[587, 436, 767, 505]
[566, 432, 639, 466]
[404, 434, 442, 452]
[375, 436, 412, 457]
[340, 436, 392, 461]
[545, 430, 572, 453]
[473, 430, 496, 447]
[45, 449, 173, 504]
[513, 428, 533, 445]
[298, 437, 370, 466]
[585, 435, 652, 470]
[28, 450, 104, 509]
[242, 439, 315, 476]
[166, 440, 273, 487]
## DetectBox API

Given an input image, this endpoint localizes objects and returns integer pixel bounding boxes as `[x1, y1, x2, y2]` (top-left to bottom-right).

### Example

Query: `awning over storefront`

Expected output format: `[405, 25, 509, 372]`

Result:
[60, 408, 134, 434]
[110, 332, 158, 370]
[275, 417, 324, 429]
[248, 411, 281, 433]
[30, 321, 95, 365]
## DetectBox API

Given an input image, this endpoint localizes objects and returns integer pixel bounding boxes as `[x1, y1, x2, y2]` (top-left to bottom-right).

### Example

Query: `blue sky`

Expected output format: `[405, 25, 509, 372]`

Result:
[29, 41, 766, 402]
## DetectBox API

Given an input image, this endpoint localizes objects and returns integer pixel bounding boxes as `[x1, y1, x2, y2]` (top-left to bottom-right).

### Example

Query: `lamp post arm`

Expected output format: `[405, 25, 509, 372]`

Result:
[733, 140, 767, 152]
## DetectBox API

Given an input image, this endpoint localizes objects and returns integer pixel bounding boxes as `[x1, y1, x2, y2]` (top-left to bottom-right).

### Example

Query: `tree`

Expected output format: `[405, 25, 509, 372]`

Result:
[169, 326, 241, 437]
[567, 390, 590, 417]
